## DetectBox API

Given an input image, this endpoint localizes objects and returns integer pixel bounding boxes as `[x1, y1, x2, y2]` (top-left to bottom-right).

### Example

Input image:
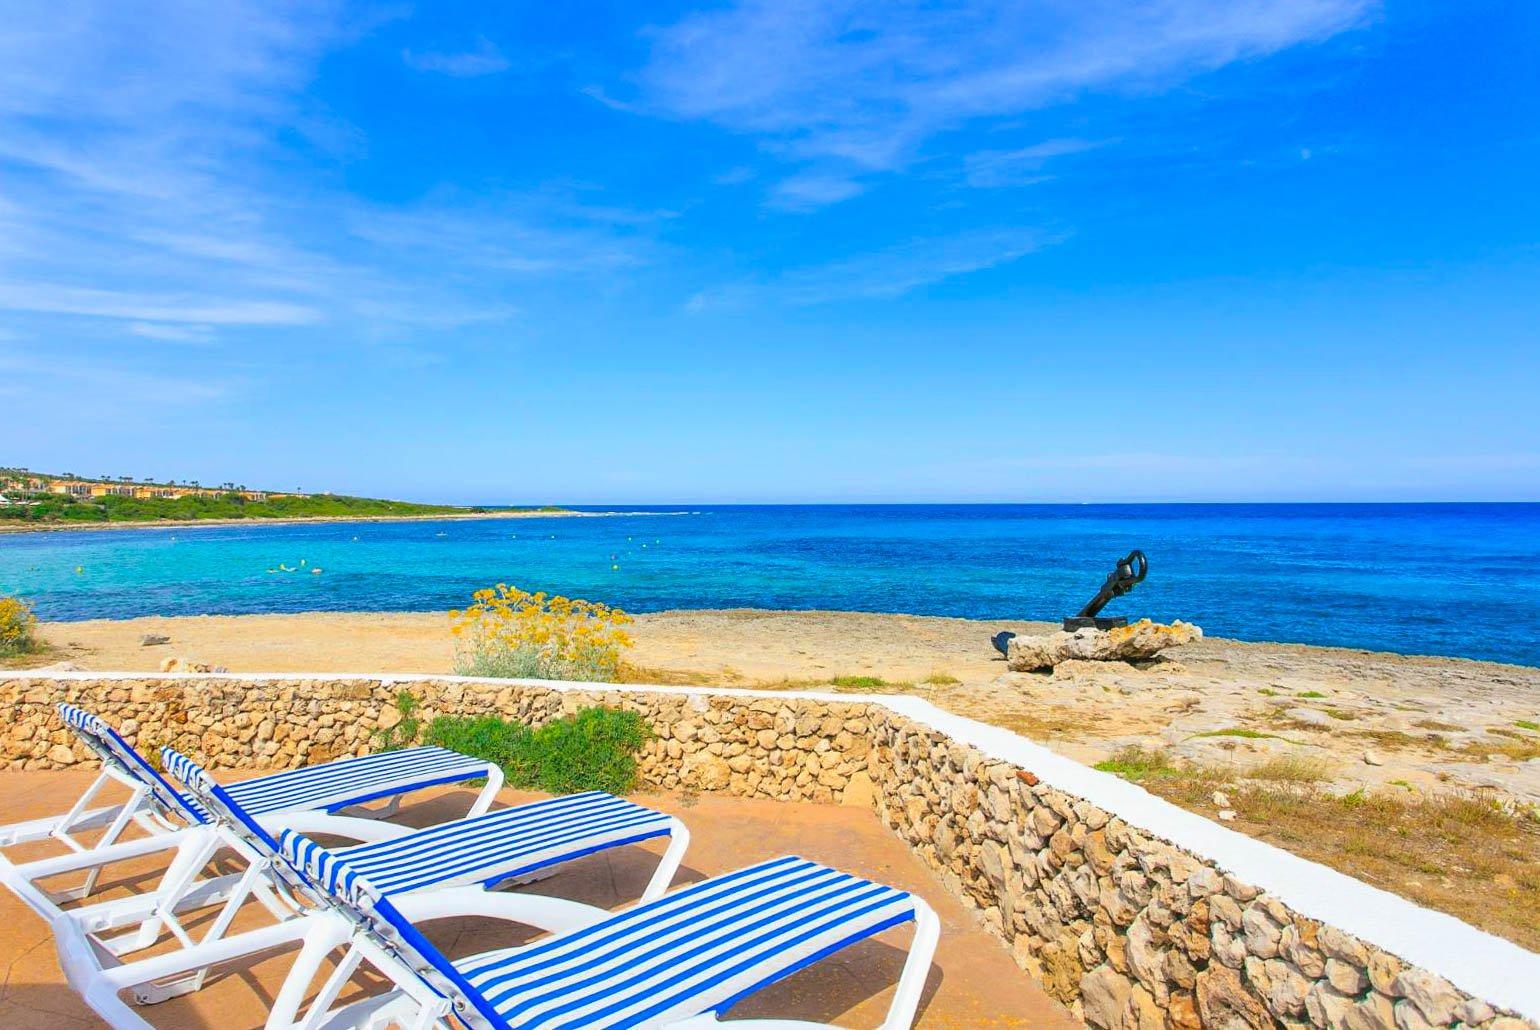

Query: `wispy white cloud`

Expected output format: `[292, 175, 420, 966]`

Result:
[964, 137, 1112, 187]
[631, 0, 1375, 205]
[0, 0, 658, 385]
[688, 227, 1054, 308]
[0, 283, 320, 326]
[127, 322, 217, 344]
[768, 172, 865, 210]
[346, 191, 658, 276]
[403, 37, 511, 77]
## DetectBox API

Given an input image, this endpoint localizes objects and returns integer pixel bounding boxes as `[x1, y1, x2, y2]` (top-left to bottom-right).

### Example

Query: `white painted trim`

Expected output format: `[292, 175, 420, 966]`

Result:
[12, 671, 1540, 1019]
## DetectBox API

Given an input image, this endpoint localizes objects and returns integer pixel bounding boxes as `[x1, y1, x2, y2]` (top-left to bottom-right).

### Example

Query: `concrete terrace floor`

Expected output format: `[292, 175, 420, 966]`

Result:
[0, 770, 1078, 1029]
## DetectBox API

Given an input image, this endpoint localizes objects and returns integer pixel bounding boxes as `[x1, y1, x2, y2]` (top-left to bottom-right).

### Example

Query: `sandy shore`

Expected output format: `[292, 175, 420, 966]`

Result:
[0, 508, 665, 535]
[23, 607, 1540, 808]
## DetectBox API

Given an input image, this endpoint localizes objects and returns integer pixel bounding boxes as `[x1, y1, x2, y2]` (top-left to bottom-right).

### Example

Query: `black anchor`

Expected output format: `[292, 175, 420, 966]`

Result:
[991, 550, 1149, 657]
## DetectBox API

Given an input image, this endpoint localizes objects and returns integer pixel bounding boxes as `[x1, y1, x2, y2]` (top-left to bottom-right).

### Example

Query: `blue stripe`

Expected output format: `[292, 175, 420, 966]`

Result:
[478, 867, 879, 1011]
[461, 858, 809, 981]
[710, 910, 915, 1016]
[282, 839, 917, 1030]
[528, 889, 906, 1029]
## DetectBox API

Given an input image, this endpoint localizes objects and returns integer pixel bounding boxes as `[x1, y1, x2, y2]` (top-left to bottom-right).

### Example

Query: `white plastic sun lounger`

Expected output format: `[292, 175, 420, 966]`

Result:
[0, 703, 504, 938]
[290, 842, 938, 1030]
[52, 746, 695, 1025]
[56, 824, 934, 1030]
[158, 746, 687, 907]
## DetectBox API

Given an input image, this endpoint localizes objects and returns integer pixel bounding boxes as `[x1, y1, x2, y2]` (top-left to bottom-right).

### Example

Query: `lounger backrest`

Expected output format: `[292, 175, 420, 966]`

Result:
[57, 704, 208, 825]
[277, 828, 508, 1030]
[159, 746, 315, 898]
[56, 704, 126, 771]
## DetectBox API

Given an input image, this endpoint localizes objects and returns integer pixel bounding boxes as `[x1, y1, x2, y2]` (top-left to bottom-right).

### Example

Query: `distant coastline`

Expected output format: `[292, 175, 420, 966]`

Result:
[0, 509, 595, 535]
[0, 508, 698, 535]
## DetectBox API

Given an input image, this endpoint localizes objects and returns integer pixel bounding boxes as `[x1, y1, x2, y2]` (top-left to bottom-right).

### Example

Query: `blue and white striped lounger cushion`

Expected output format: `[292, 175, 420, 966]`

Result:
[205, 747, 494, 817]
[63, 702, 494, 823]
[313, 791, 674, 895]
[458, 855, 917, 1030]
[278, 834, 917, 1030]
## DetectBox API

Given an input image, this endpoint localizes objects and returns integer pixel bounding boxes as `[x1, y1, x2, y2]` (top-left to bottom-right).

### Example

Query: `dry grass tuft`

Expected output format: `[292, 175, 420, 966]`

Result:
[1134, 775, 1540, 951]
[615, 663, 719, 687]
[1245, 754, 1334, 783]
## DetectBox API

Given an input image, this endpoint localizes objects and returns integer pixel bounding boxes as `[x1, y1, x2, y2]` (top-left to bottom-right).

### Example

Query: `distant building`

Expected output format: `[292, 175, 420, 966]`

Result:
[1, 472, 297, 502]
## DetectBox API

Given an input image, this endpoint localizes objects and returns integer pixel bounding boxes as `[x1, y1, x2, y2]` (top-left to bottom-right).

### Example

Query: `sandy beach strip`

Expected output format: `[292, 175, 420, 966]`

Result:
[20, 606, 1540, 806]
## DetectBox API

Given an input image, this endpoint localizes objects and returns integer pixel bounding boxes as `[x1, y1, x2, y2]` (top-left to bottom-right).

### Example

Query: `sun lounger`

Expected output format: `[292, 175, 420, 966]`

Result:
[1, 702, 504, 950]
[159, 746, 686, 905]
[49, 745, 693, 1024]
[54, 815, 932, 1030]
[0, 703, 503, 938]
[262, 837, 939, 1030]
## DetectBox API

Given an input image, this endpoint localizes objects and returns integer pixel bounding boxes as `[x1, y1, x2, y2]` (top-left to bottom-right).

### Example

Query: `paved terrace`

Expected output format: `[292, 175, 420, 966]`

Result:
[0, 770, 1078, 1029]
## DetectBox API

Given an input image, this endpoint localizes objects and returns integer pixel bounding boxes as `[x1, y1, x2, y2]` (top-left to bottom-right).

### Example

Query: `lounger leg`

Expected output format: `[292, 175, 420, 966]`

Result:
[468, 764, 505, 817]
[642, 818, 691, 902]
[275, 929, 452, 1030]
[878, 901, 940, 1030]
[264, 912, 354, 1030]
[107, 829, 222, 955]
[46, 770, 114, 851]
[65, 783, 152, 899]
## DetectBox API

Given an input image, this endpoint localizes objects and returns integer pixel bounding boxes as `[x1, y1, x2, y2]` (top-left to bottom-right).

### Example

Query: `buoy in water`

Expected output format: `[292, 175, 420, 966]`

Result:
[311, 568, 323, 575]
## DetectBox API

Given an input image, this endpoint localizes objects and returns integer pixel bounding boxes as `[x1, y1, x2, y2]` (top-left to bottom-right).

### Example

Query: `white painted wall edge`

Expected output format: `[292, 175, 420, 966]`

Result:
[14, 670, 1540, 1020]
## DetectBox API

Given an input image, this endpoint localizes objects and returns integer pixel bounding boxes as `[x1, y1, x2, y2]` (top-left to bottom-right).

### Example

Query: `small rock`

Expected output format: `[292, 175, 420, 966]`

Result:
[1390, 968, 1461, 1025]
[1212, 791, 1230, 807]
[1285, 707, 1333, 727]
[29, 661, 82, 672]
[1218, 809, 1237, 821]
[138, 633, 171, 646]
[1080, 965, 1134, 1029]
[1363, 750, 1384, 766]
[1195, 964, 1271, 1028]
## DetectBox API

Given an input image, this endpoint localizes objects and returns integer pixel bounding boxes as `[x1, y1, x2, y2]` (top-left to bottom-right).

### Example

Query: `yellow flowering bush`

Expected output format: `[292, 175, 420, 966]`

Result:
[0, 595, 39, 657]
[450, 584, 633, 682]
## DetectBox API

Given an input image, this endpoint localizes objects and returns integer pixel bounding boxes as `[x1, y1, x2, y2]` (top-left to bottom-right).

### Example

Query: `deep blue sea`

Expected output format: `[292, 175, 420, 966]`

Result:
[2, 504, 1537, 667]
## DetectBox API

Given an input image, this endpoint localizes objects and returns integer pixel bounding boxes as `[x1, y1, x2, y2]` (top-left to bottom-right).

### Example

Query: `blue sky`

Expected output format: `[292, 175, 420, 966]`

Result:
[2, 1, 1537, 503]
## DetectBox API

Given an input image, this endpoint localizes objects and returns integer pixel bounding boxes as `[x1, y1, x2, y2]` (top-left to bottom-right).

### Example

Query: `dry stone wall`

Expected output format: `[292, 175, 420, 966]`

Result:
[0, 674, 1532, 1030]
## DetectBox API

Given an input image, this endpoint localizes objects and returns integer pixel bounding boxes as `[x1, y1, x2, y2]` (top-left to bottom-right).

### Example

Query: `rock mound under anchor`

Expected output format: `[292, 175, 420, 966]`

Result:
[1006, 618, 1202, 672]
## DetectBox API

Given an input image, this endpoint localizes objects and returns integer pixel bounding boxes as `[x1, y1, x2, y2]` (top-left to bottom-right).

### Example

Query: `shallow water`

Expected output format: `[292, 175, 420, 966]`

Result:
[2, 504, 1537, 666]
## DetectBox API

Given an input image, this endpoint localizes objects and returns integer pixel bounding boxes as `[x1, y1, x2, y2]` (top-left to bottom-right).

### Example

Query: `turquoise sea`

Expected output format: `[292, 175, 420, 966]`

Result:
[2, 504, 1537, 667]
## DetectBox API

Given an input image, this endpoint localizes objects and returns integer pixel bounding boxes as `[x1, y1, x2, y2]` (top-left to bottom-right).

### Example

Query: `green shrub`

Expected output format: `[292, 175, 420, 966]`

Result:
[423, 705, 650, 796]
[523, 706, 651, 796]
[0, 596, 39, 656]
[371, 691, 423, 751]
[423, 714, 534, 782]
